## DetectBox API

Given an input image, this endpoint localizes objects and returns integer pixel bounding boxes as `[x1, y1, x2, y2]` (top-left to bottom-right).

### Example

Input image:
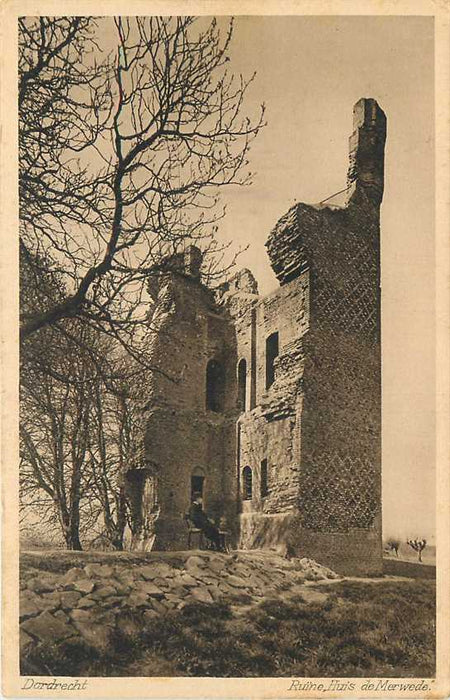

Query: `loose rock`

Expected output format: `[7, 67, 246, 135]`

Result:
[185, 556, 207, 571]
[61, 567, 84, 587]
[22, 611, 74, 644]
[60, 591, 82, 609]
[84, 563, 114, 578]
[89, 585, 117, 600]
[20, 593, 42, 620]
[73, 578, 95, 594]
[226, 575, 248, 588]
[189, 587, 214, 604]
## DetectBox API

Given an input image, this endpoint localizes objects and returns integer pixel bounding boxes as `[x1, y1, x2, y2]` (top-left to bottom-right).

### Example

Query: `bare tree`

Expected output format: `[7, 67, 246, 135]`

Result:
[407, 538, 427, 563]
[19, 16, 265, 346]
[19, 17, 112, 322]
[20, 319, 141, 550]
[386, 538, 400, 557]
[20, 249, 111, 549]
[20, 324, 95, 550]
[87, 381, 136, 550]
[19, 16, 265, 548]
[20, 243, 149, 551]
[20, 259, 131, 549]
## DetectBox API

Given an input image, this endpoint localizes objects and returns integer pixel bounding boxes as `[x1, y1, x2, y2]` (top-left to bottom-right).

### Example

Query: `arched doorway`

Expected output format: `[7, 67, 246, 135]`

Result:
[191, 466, 206, 503]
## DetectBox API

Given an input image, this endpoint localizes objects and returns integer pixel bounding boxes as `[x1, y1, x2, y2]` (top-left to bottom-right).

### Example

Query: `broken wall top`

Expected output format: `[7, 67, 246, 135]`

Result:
[266, 98, 386, 286]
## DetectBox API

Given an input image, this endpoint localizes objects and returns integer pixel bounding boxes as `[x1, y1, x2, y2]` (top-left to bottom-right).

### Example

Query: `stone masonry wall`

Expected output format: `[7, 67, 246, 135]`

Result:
[135, 261, 240, 551]
[128, 99, 385, 577]
[265, 98, 385, 575]
[277, 199, 382, 575]
[220, 272, 309, 551]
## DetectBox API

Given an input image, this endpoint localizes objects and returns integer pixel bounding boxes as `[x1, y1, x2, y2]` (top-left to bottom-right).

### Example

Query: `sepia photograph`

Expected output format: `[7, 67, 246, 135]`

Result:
[1, 2, 448, 697]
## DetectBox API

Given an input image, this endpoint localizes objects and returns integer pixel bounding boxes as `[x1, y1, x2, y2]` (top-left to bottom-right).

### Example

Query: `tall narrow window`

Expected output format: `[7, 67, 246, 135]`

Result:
[237, 358, 247, 412]
[206, 359, 225, 412]
[242, 466, 252, 500]
[266, 332, 279, 389]
[260, 459, 268, 497]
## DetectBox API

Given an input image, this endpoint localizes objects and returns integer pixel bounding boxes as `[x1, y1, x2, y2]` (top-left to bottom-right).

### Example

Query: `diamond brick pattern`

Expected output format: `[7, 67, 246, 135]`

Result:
[299, 452, 378, 531]
[311, 232, 379, 341]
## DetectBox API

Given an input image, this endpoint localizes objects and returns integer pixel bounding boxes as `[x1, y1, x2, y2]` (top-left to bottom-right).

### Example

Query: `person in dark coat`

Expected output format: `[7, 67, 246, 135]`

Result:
[188, 494, 222, 551]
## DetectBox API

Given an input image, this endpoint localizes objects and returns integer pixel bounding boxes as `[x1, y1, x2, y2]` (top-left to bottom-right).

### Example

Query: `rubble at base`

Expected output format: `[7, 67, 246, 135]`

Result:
[20, 550, 340, 654]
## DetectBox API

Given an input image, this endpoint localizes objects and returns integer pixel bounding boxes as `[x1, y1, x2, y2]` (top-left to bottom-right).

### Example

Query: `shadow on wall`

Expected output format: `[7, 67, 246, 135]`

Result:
[240, 512, 299, 552]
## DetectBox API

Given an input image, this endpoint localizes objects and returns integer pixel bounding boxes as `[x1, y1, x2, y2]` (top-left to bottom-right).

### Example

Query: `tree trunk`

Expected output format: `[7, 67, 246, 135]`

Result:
[68, 497, 82, 551]
[61, 519, 83, 550]
[65, 533, 83, 551]
[114, 482, 127, 551]
[105, 520, 125, 551]
[418, 550, 422, 562]
[111, 536, 124, 551]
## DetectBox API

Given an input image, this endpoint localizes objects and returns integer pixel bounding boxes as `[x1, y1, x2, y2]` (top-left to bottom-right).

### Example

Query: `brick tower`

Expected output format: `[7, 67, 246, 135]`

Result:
[265, 98, 386, 574]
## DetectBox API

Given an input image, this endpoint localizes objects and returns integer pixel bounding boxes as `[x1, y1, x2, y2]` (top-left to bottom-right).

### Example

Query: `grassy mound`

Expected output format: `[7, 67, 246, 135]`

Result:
[22, 578, 435, 678]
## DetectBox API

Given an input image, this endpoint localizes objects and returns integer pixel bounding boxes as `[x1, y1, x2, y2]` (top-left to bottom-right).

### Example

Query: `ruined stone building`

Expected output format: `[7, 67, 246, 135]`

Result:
[126, 98, 386, 575]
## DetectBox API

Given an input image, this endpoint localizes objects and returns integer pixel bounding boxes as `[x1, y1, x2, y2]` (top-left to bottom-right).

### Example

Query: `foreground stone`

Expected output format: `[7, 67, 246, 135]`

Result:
[22, 611, 74, 644]
[19, 549, 340, 659]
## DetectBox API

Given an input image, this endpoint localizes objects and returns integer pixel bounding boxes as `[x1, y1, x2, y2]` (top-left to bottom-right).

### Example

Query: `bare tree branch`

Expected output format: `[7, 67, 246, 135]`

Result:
[19, 16, 265, 346]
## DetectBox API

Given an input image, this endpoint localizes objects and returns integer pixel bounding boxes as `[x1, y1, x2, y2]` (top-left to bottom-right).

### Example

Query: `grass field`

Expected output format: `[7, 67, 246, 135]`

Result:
[23, 577, 435, 678]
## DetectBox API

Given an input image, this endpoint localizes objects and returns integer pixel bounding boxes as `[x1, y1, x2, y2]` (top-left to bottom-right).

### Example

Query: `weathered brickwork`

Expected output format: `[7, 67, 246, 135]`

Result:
[265, 98, 385, 574]
[127, 99, 385, 575]
[128, 258, 240, 551]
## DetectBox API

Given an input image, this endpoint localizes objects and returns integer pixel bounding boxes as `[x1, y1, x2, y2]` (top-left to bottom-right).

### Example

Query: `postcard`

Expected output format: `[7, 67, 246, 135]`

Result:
[1, 1, 449, 697]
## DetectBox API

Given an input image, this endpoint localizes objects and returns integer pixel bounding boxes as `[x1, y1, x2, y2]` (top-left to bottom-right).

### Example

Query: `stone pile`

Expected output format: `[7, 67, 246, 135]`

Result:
[20, 550, 339, 656]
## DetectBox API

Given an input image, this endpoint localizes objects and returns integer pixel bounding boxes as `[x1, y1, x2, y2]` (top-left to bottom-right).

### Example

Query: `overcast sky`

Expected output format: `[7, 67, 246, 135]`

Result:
[215, 16, 435, 540]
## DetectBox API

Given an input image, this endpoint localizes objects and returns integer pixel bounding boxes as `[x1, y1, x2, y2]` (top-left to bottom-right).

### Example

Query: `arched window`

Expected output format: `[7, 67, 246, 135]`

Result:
[242, 466, 252, 501]
[260, 459, 268, 497]
[237, 358, 247, 412]
[266, 332, 279, 389]
[206, 359, 225, 412]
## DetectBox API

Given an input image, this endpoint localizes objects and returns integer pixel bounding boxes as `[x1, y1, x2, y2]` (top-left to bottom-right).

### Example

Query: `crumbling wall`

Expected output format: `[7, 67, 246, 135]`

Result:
[129, 99, 385, 576]
[132, 250, 239, 551]
[265, 98, 385, 575]
[221, 271, 309, 550]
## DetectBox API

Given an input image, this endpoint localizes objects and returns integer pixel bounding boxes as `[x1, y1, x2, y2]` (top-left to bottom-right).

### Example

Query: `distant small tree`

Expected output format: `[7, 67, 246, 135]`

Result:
[386, 538, 400, 557]
[407, 538, 427, 562]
